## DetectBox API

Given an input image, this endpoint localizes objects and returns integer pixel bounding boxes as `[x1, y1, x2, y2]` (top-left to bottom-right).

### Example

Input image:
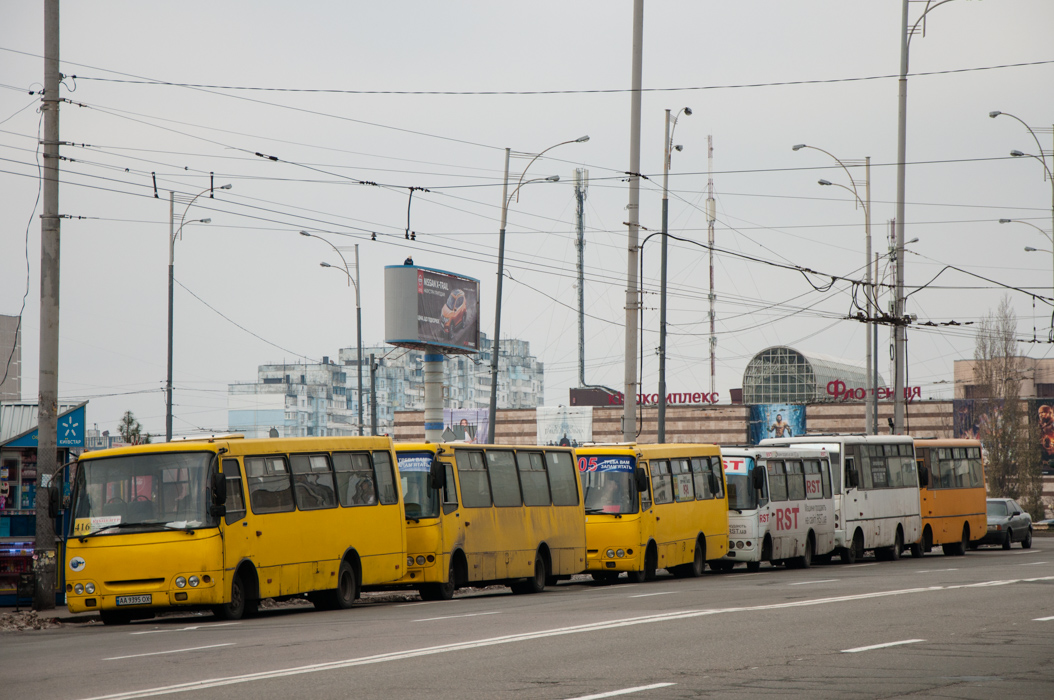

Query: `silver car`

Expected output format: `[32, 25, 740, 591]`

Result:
[976, 498, 1033, 549]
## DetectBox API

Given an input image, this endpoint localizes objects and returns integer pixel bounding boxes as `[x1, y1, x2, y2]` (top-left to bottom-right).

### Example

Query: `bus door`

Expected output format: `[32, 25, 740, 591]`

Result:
[436, 454, 462, 577]
[221, 458, 252, 586]
[453, 449, 499, 582]
[648, 458, 679, 569]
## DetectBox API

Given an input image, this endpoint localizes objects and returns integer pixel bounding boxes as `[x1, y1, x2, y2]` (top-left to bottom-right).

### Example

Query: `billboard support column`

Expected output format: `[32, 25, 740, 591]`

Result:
[424, 353, 444, 443]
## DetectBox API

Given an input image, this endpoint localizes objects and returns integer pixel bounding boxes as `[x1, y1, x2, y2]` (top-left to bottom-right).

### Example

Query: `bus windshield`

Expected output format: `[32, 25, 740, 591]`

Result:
[580, 455, 637, 514]
[724, 457, 758, 511]
[396, 451, 440, 519]
[71, 452, 214, 536]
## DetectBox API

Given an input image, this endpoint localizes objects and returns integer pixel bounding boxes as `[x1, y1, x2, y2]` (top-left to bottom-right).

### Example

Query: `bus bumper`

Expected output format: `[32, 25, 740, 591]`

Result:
[66, 569, 224, 614]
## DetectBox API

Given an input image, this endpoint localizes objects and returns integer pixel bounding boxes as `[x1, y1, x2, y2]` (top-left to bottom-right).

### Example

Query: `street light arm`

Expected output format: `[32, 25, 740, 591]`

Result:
[666, 107, 691, 171]
[506, 175, 560, 211]
[999, 218, 1053, 244]
[301, 231, 352, 290]
[906, 0, 960, 56]
[993, 111, 1049, 179]
[177, 184, 230, 245]
[798, 144, 860, 208]
[515, 136, 587, 202]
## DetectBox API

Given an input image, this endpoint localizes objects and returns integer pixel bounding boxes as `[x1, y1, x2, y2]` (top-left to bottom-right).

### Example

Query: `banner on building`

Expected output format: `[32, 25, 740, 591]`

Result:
[1029, 399, 1054, 473]
[747, 404, 805, 445]
[442, 408, 489, 444]
[537, 406, 593, 447]
[952, 399, 985, 440]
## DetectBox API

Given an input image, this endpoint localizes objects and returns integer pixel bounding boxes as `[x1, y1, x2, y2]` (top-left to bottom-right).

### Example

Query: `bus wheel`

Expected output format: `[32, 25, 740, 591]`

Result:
[317, 561, 357, 610]
[794, 536, 814, 569]
[591, 572, 619, 585]
[745, 561, 761, 573]
[213, 573, 247, 620]
[890, 529, 903, 561]
[943, 526, 966, 556]
[841, 532, 862, 564]
[909, 542, 924, 558]
[682, 538, 705, 577]
[511, 556, 546, 594]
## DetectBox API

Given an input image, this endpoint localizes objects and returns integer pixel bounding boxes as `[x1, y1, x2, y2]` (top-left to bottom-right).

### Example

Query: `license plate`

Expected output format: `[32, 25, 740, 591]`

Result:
[116, 595, 152, 606]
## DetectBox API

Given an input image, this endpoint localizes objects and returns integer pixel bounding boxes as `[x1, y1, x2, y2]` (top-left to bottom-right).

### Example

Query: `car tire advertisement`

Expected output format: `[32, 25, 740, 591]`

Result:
[416, 268, 479, 351]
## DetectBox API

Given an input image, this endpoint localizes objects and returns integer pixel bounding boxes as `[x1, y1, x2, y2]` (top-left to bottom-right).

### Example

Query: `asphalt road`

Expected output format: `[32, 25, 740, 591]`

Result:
[4, 539, 1053, 700]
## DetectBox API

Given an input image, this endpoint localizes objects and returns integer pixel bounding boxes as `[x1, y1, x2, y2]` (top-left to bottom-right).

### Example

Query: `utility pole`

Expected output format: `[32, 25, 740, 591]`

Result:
[707, 135, 717, 398]
[34, 0, 61, 610]
[623, 0, 643, 442]
[893, 0, 909, 434]
[369, 353, 377, 436]
[658, 111, 670, 443]
[575, 168, 588, 387]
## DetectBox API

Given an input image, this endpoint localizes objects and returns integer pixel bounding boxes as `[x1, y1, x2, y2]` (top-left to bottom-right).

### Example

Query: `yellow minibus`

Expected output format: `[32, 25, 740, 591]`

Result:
[64, 435, 407, 624]
[576, 443, 729, 582]
[391, 443, 586, 599]
[912, 438, 987, 556]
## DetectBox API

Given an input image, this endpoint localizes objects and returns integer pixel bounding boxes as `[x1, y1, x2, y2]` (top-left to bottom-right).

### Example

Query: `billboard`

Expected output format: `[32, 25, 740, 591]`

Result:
[747, 403, 805, 445]
[385, 265, 480, 354]
[537, 406, 593, 447]
[442, 408, 489, 444]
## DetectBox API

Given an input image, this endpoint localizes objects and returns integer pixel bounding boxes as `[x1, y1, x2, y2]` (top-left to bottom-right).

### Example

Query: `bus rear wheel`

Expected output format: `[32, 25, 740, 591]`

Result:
[315, 561, 357, 610]
[943, 525, 967, 556]
[672, 539, 705, 578]
[420, 559, 456, 601]
[789, 536, 813, 569]
[511, 555, 547, 594]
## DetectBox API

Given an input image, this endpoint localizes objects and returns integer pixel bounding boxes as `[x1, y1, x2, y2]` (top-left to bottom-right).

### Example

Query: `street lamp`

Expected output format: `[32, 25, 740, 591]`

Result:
[991, 110, 1054, 319]
[798, 145, 875, 434]
[167, 184, 230, 441]
[658, 107, 691, 443]
[302, 231, 363, 436]
[488, 137, 587, 444]
[1025, 246, 1053, 254]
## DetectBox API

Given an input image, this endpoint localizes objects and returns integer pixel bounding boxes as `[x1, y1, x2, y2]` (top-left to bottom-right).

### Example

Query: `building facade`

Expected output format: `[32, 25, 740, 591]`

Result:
[742, 346, 885, 404]
[228, 333, 544, 437]
[954, 357, 1054, 399]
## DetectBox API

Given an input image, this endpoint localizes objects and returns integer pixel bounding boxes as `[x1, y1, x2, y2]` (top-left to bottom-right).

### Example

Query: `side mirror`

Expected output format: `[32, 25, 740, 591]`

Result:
[635, 467, 649, 492]
[751, 467, 765, 491]
[47, 486, 60, 519]
[846, 468, 859, 489]
[1011, 511, 1021, 517]
[918, 465, 930, 488]
[211, 471, 227, 506]
[429, 458, 444, 490]
[210, 504, 227, 517]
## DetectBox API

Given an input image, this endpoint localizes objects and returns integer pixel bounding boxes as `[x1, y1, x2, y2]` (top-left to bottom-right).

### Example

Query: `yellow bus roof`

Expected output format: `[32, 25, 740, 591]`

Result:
[80, 435, 395, 461]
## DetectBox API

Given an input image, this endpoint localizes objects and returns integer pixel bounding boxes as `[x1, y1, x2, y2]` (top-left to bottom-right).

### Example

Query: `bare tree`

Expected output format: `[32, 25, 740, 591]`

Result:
[117, 410, 152, 445]
[972, 296, 1044, 518]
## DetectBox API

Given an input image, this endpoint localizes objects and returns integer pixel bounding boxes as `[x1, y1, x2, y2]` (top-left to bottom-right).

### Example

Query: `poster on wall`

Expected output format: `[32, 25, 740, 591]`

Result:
[1030, 399, 1054, 473]
[536, 406, 593, 447]
[952, 399, 985, 440]
[442, 408, 489, 444]
[747, 404, 805, 445]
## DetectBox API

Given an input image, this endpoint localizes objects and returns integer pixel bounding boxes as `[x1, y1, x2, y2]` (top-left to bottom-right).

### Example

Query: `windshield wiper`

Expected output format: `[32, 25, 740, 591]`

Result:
[84, 522, 157, 537]
[584, 507, 610, 514]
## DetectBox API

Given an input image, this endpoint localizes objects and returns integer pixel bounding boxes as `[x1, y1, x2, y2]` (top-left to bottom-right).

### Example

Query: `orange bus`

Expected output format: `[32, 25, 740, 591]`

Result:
[912, 438, 987, 556]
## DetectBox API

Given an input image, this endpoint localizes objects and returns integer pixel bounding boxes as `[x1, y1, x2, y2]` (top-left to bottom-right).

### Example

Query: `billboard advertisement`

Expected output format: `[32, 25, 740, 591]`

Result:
[442, 408, 489, 444]
[385, 265, 480, 354]
[1030, 399, 1054, 474]
[747, 403, 805, 445]
[537, 406, 593, 447]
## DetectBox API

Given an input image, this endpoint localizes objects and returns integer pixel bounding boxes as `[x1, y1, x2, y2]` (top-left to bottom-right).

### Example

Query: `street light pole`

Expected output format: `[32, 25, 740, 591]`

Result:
[488, 137, 587, 444]
[167, 184, 227, 441]
[658, 107, 691, 443]
[795, 145, 872, 433]
[303, 231, 363, 436]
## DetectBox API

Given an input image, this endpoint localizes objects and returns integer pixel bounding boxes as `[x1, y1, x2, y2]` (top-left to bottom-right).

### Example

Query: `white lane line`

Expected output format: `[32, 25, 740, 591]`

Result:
[853, 563, 879, 568]
[917, 569, 958, 574]
[104, 644, 234, 661]
[413, 611, 500, 622]
[788, 579, 838, 586]
[842, 639, 925, 654]
[563, 682, 676, 700]
[1019, 561, 1048, 566]
[132, 623, 240, 635]
[629, 592, 676, 598]
[396, 602, 432, 607]
[77, 575, 1054, 700]
[1012, 550, 1041, 555]
[1033, 616, 1054, 621]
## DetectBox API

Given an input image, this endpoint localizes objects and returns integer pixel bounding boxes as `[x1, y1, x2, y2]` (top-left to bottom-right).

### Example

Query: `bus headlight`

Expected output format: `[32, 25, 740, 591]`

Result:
[416, 556, 426, 566]
[85, 582, 96, 594]
[606, 549, 616, 559]
[616, 549, 625, 558]
[175, 576, 187, 588]
[74, 584, 84, 595]
[189, 576, 200, 587]
[736, 541, 744, 549]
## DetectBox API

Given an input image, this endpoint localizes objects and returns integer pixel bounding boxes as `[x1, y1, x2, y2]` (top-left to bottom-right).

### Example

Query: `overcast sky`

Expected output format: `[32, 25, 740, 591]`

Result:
[2, 1, 1053, 438]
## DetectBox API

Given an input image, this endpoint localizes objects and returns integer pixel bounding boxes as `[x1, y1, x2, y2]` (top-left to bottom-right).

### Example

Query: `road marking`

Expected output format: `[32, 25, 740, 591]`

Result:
[1033, 616, 1054, 621]
[1018, 562, 1048, 566]
[132, 623, 239, 635]
[104, 644, 234, 661]
[842, 639, 924, 653]
[788, 579, 838, 586]
[413, 611, 500, 622]
[76, 575, 1054, 700]
[563, 683, 676, 700]
[1012, 550, 1041, 555]
[397, 602, 432, 607]
[853, 563, 878, 568]
[917, 569, 958, 573]
[629, 592, 676, 598]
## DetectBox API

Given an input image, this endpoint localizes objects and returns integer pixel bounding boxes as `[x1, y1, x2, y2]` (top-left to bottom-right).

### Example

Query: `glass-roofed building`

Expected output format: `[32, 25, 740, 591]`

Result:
[742, 346, 885, 404]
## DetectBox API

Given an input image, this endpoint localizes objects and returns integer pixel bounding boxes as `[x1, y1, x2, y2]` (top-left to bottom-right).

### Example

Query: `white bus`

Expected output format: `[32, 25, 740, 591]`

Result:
[713, 447, 836, 572]
[759, 435, 921, 563]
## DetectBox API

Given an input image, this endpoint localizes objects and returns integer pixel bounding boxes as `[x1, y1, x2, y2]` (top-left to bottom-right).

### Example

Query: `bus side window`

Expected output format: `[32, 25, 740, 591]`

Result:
[486, 450, 522, 507]
[222, 458, 246, 525]
[245, 456, 295, 514]
[820, 459, 832, 498]
[673, 459, 694, 502]
[545, 451, 580, 506]
[290, 454, 337, 510]
[709, 457, 724, 499]
[786, 460, 805, 501]
[968, 448, 984, 488]
[372, 451, 399, 505]
[442, 463, 458, 514]
[651, 460, 673, 504]
[333, 452, 376, 507]
[767, 461, 788, 502]
[517, 452, 551, 506]
[691, 457, 710, 499]
[455, 450, 492, 508]
[803, 459, 822, 500]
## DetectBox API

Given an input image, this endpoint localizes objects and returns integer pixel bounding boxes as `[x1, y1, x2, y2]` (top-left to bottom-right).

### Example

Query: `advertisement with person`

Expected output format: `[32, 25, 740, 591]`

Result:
[442, 408, 489, 444]
[1031, 399, 1054, 474]
[536, 406, 593, 447]
[416, 268, 479, 352]
[748, 404, 805, 445]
